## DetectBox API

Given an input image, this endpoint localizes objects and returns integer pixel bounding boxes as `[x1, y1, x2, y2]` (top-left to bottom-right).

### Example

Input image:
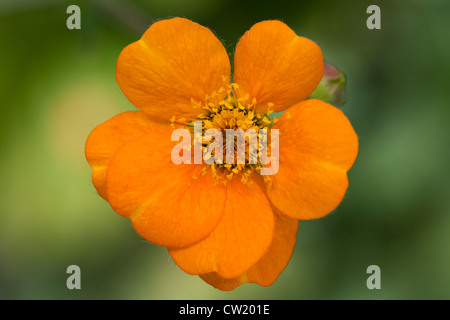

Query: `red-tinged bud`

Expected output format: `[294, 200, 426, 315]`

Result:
[309, 62, 346, 106]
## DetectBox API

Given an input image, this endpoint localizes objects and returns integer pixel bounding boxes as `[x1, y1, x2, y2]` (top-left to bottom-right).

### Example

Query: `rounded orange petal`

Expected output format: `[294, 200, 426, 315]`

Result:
[200, 208, 298, 290]
[168, 176, 274, 279]
[85, 111, 154, 199]
[116, 17, 230, 122]
[105, 126, 227, 248]
[267, 99, 358, 220]
[233, 20, 324, 114]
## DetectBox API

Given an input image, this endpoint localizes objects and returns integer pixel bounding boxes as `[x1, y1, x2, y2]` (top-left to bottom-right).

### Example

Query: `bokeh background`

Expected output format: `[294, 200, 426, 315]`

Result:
[1, 0, 449, 299]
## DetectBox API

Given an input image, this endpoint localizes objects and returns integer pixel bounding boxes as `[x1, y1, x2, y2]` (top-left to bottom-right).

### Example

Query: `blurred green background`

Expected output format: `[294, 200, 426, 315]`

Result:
[1, 0, 449, 299]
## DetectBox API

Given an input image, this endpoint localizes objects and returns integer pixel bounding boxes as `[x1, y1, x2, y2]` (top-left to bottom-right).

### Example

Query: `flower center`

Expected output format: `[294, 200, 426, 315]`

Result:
[175, 82, 277, 186]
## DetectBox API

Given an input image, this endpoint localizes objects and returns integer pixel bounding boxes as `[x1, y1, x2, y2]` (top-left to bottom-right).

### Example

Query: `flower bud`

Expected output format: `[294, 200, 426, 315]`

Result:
[310, 62, 346, 106]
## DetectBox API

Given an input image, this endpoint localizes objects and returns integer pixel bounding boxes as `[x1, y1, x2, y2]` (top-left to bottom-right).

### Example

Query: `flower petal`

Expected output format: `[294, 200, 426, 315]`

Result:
[200, 209, 298, 290]
[168, 176, 274, 279]
[267, 99, 358, 220]
[85, 111, 154, 200]
[116, 17, 230, 122]
[233, 20, 324, 114]
[105, 127, 227, 248]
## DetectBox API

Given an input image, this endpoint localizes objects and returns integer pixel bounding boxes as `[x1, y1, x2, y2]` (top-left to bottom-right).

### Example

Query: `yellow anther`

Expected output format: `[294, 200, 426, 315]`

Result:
[203, 120, 213, 129]
[225, 102, 234, 109]
[220, 110, 228, 119]
[262, 117, 272, 124]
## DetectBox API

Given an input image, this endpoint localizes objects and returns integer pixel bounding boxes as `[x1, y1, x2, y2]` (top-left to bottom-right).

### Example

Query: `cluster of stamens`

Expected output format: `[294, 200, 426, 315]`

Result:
[170, 81, 278, 186]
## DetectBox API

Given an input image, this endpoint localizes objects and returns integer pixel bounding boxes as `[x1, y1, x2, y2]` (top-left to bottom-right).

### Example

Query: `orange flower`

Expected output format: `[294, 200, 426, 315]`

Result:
[85, 18, 358, 290]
